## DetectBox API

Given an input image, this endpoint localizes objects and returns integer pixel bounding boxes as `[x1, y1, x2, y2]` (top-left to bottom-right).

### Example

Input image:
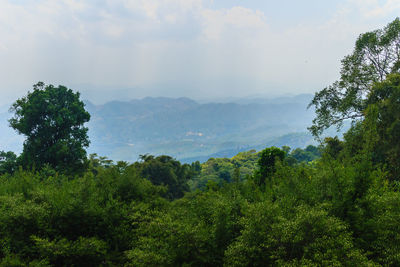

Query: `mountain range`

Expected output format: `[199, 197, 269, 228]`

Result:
[0, 94, 324, 163]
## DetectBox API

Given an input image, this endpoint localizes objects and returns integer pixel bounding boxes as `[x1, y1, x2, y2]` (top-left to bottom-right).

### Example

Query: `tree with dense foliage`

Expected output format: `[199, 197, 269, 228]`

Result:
[9, 82, 90, 174]
[309, 18, 400, 136]
[0, 151, 17, 175]
[361, 73, 400, 179]
[190, 150, 260, 190]
[134, 155, 192, 199]
[288, 145, 321, 164]
[256, 146, 285, 185]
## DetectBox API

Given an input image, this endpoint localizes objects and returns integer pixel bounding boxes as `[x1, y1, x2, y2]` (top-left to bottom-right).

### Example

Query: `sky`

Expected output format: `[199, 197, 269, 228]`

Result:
[0, 0, 399, 105]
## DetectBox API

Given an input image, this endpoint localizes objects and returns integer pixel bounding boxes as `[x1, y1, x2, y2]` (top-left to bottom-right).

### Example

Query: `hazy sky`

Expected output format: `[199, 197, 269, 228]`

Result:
[0, 0, 399, 105]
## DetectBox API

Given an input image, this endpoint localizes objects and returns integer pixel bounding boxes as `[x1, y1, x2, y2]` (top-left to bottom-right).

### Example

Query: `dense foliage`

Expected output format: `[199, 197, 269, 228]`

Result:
[9, 82, 90, 175]
[0, 133, 399, 266]
[132, 154, 194, 199]
[189, 146, 320, 190]
[309, 18, 400, 136]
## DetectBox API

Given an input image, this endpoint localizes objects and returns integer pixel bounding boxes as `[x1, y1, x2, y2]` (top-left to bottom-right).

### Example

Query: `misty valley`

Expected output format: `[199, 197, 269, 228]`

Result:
[1, 95, 315, 162]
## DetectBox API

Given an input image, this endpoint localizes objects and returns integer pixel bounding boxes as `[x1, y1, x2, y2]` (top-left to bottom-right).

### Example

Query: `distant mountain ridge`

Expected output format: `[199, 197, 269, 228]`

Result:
[83, 94, 317, 162]
[0, 94, 320, 162]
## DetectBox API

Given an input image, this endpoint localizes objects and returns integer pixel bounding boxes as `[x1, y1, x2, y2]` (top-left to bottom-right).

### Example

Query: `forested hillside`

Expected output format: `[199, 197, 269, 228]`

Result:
[0, 18, 400, 267]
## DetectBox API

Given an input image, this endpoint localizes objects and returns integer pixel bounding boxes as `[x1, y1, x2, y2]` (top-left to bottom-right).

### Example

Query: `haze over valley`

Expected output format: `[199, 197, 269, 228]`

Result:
[1, 94, 320, 162]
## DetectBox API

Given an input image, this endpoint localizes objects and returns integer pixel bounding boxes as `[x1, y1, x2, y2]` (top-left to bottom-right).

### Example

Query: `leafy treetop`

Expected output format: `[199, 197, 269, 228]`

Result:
[9, 82, 90, 174]
[309, 18, 400, 136]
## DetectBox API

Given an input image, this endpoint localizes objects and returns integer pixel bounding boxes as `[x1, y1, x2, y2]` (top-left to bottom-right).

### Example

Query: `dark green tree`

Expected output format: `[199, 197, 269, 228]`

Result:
[9, 82, 90, 174]
[309, 18, 400, 136]
[136, 155, 191, 199]
[0, 151, 18, 174]
[257, 146, 285, 185]
[364, 73, 400, 179]
[323, 136, 344, 158]
[289, 145, 321, 163]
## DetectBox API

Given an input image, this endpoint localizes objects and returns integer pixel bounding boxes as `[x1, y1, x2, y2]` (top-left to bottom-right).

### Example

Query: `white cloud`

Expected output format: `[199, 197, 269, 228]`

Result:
[63, 0, 87, 12]
[139, 1, 159, 20]
[366, 0, 400, 17]
[348, 0, 400, 18]
[122, 0, 203, 21]
[200, 6, 267, 40]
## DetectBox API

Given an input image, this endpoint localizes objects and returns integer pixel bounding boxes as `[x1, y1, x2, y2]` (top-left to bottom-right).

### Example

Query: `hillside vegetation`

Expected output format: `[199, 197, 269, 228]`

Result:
[0, 18, 400, 266]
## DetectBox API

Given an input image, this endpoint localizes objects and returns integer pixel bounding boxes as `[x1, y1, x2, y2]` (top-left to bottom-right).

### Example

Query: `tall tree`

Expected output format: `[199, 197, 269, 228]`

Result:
[9, 82, 90, 174]
[309, 18, 400, 136]
[364, 73, 400, 179]
[0, 150, 17, 174]
[257, 146, 285, 185]
[136, 155, 191, 199]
